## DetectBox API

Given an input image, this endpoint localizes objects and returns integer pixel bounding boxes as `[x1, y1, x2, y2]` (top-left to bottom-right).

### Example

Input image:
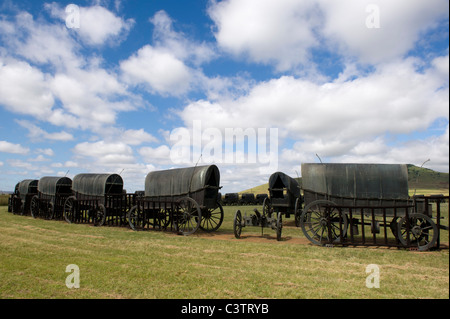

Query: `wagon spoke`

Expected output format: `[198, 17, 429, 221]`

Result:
[200, 202, 224, 232]
[233, 210, 243, 238]
[177, 197, 201, 236]
[301, 200, 348, 246]
[397, 213, 438, 251]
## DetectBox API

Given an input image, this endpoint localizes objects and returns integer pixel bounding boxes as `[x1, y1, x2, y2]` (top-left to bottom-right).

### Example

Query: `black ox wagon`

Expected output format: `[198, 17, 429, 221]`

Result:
[299, 163, 446, 251]
[127, 165, 224, 235]
[63, 173, 129, 226]
[31, 176, 72, 220]
[10, 179, 38, 215]
[264, 172, 302, 221]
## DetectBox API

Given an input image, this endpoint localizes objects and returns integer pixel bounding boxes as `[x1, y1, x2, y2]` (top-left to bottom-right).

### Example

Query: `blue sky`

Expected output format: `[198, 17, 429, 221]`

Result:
[0, 0, 449, 193]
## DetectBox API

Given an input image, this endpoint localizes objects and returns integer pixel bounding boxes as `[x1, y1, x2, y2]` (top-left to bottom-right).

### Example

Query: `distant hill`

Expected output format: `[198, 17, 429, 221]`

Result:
[406, 164, 449, 190]
[239, 164, 449, 196]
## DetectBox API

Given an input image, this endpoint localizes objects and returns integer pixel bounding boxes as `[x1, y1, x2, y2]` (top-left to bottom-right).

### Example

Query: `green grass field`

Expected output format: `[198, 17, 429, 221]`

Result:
[0, 204, 448, 299]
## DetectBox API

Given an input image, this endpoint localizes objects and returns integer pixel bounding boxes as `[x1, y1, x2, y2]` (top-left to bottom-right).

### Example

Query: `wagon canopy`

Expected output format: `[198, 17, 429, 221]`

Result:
[18, 179, 38, 195]
[301, 163, 409, 200]
[38, 177, 72, 196]
[268, 172, 300, 197]
[145, 165, 220, 197]
[72, 174, 123, 196]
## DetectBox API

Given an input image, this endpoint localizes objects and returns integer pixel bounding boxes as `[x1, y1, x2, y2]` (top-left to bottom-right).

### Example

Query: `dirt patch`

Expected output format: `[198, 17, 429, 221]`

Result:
[190, 230, 449, 251]
[191, 231, 312, 245]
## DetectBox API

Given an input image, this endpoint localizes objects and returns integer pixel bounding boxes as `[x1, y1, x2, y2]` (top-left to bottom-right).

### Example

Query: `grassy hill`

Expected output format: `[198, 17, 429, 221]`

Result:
[239, 164, 449, 196]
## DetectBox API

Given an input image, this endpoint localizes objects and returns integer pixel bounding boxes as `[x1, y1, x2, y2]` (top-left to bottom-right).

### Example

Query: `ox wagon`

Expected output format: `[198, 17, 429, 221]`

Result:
[127, 165, 223, 235]
[63, 173, 129, 226]
[263, 172, 302, 221]
[256, 193, 268, 205]
[223, 193, 239, 206]
[240, 193, 256, 205]
[11, 179, 38, 215]
[31, 177, 72, 220]
[299, 163, 445, 251]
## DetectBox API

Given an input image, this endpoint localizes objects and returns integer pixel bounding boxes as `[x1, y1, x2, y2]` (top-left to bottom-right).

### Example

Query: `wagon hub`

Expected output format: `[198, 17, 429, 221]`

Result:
[411, 225, 422, 237]
[320, 218, 328, 227]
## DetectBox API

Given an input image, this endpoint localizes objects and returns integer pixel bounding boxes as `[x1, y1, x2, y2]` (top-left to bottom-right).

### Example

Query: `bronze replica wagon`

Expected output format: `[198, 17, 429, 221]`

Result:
[63, 173, 129, 226]
[299, 163, 445, 251]
[10, 179, 38, 215]
[127, 165, 223, 235]
[31, 176, 72, 220]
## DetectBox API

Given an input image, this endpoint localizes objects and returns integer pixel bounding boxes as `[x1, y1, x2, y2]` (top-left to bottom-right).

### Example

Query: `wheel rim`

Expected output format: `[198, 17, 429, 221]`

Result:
[64, 197, 75, 223]
[397, 213, 438, 251]
[262, 197, 272, 218]
[177, 198, 201, 235]
[276, 212, 283, 241]
[47, 202, 54, 220]
[301, 200, 348, 246]
[30, 196, 39, 219]
[127, 206, 139, 230]
[94, 204, 106, 226]
[294, 198, 301, 227]
[233, 210, 243, 238]
[19, 200, 25, 215]
[200, 202, 224, 232]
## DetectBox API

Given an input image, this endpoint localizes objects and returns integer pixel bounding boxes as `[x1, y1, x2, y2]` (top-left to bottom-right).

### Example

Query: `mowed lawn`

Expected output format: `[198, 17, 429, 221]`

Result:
[0, 205, 448, 299]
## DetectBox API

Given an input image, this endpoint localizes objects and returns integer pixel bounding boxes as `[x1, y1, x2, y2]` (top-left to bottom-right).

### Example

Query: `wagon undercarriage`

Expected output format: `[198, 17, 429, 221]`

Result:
[300, 197, 446, 251]
[127, 196, 224, 236]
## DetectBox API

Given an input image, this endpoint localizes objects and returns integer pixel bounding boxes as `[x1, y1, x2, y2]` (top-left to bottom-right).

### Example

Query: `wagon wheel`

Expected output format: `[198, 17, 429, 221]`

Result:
[200, 202, 224, 232]
[94, 204, 106, 227]
[294, 197, 302, 227]
[127, 205, 140, 231]
[47, 202, 55, 220]
[262, 197, 272, 218]
[30, 195, 40, 219]
[300, 200, 348, 246]
[276, 212, 283, 241]
[397, 213, 438, 251]
[176, 197, 202, 236]
[389, 217, 401, 240]
[233, 210, 243, 239]
[63, 196, 77, 224]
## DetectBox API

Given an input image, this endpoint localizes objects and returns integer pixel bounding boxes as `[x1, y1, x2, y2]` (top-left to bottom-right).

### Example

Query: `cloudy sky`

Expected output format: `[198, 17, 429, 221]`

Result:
[0, 0, 448, 193]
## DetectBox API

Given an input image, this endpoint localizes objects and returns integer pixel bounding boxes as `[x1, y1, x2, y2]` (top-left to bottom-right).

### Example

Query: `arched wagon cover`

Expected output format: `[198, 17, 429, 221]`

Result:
[18, 179, 38, 196]
[145, 165, 220, 197]
[301, 163, 409, 200]
[38, 177, 72, 196]
[268, 172, 300, 197]
[72, 174, 123, 196]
